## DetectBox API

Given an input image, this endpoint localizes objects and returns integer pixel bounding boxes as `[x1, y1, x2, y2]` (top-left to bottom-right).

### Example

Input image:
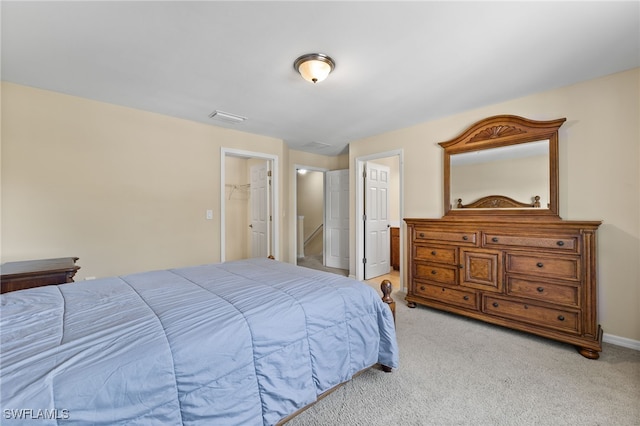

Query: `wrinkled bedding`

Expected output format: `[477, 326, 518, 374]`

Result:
[1, 258, 399, 425]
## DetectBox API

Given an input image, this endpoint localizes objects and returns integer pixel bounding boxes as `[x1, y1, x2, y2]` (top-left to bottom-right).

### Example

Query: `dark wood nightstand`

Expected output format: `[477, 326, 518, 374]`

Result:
[1, 257, 80, 293]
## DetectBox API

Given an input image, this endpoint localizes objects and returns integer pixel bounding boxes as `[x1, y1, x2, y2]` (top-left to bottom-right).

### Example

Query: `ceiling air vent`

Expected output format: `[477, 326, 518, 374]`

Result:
[208, 110, 247, 124]
[302, 141, 332, 151]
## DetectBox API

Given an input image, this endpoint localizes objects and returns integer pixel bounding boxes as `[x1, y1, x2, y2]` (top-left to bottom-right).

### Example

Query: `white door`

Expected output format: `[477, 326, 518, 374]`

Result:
[325, 169, 349, 269]
[364, 162, 390, 279]
[250, 161, 270, 258]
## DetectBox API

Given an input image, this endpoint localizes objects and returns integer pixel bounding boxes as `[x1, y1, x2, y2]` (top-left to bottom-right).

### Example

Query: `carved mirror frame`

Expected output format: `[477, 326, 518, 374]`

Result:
[440, 115, 566, 219]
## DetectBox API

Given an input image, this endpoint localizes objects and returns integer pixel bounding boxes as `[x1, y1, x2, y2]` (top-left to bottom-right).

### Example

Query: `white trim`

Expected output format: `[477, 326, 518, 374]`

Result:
[221, 148, 279, 262]
[354, 149, 404, 290]
[603, 333, 640, 351]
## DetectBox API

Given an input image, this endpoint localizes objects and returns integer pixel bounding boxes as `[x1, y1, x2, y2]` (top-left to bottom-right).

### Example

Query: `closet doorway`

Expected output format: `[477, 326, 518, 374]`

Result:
[221, 148, 279, 262]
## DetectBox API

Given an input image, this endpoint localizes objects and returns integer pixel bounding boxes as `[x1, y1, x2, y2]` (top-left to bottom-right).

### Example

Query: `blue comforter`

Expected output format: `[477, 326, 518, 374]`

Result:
[1, 258, 399, 425]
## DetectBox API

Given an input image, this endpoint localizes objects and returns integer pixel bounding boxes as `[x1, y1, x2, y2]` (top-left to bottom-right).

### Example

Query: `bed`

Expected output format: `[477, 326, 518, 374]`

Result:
[0, 258, 399, 425]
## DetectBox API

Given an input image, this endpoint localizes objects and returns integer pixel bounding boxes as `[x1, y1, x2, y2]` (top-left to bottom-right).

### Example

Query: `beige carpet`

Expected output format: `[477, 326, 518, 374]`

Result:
[286, 284, 640, 426]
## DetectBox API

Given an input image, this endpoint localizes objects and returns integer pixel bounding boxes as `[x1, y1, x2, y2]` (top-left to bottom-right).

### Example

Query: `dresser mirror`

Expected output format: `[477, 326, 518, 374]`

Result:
[440, 115, 566, 218]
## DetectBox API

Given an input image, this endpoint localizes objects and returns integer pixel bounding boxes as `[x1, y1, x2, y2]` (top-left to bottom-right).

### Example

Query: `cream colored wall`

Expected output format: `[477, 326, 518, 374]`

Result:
[349, 68, 640, 342]
[1, 82, 286, 279]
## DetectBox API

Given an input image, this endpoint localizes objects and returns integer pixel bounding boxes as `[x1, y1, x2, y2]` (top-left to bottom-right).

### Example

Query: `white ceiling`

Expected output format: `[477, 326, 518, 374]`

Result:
[2, 1, 638, 156]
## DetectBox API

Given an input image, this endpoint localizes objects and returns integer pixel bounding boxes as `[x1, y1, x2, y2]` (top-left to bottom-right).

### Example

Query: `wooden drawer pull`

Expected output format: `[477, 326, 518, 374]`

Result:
[557, 241, 565, 246]
[537, 287, 545, 293]
[492, 302, 499, 308]
[557, 315, 565, 321]
[462, 235, 469, 241]
[419, 233, 425, 238]
[420, 285, 425, 291]
[431, 251, 437, 255]
[463, 295, 469, 301]
[492, 237, 499, 242]
[431, 270, 437, 275]
[536, 262, 544, 268]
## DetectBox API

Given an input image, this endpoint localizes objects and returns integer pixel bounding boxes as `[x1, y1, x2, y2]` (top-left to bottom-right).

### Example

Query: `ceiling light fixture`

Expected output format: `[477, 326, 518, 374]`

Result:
[294, 53, 335, 84]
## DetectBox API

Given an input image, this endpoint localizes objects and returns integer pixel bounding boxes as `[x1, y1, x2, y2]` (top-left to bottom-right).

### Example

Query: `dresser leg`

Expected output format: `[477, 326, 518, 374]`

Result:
[577, 346, 600, 360]
[407, 301, 416, 308]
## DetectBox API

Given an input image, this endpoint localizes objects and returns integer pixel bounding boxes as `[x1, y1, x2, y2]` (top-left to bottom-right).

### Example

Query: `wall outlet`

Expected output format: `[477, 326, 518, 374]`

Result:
[206, 209, 213, 220]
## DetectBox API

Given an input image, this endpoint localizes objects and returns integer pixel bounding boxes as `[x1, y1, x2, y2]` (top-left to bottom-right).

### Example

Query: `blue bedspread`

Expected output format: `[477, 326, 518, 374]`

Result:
[1, 258, 399, 425]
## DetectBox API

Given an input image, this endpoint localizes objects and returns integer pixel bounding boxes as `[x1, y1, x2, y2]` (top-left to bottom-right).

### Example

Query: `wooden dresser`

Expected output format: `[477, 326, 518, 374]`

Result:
[1, 257, 80, 293]
[390, 227, 400, 271]
[405, 219, 602, 358]
[407, 115, 603, 358]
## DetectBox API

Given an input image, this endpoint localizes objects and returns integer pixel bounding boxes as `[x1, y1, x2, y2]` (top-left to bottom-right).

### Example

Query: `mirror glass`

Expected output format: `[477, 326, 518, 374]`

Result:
[450, 140, 550, 209]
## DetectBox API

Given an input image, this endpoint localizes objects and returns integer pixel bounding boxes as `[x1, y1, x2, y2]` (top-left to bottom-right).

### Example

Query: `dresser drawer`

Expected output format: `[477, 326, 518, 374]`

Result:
[415, 282, 478, 310]
[506, 277, 579, 307]
[414, 245, 457, 264]
[414, 262, 458, 285]
[484, 296, 579, 333]
[484, 233, 578, 253]
[414, 229, 478, 245]
[506, 253, 580, 281]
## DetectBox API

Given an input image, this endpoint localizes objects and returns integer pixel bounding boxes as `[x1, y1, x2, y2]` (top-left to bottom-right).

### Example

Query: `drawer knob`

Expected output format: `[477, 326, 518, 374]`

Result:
[431, 251, 437, 256]
[492, 302, 499, 308]
[537, 287, 545, 293]
[419, 233, 425, 238]
[431, 270, 437, 275]
[491, 237, 499, 242]
[557, 315, 565, 321]
[536, 262, 544, 268]
[463, 295, 469, 301]
[420, 286, 425, 291]
[557, 241, 565, 246]
[462, 235, 469, 241]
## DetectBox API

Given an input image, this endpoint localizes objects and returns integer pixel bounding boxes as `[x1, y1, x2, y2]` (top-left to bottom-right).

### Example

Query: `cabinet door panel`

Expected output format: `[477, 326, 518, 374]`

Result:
[460, 249, 502, 292]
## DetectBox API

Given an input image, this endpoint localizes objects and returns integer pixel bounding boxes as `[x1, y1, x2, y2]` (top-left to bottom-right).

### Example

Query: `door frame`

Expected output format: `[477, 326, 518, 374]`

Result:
[354, 149, 404, 288]
[221, 148, 279, 262]
[292, 164, 328, 264]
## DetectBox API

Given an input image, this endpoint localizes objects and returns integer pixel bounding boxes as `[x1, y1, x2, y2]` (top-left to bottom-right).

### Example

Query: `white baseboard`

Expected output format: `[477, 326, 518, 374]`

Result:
[603, 333, 640, 351]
